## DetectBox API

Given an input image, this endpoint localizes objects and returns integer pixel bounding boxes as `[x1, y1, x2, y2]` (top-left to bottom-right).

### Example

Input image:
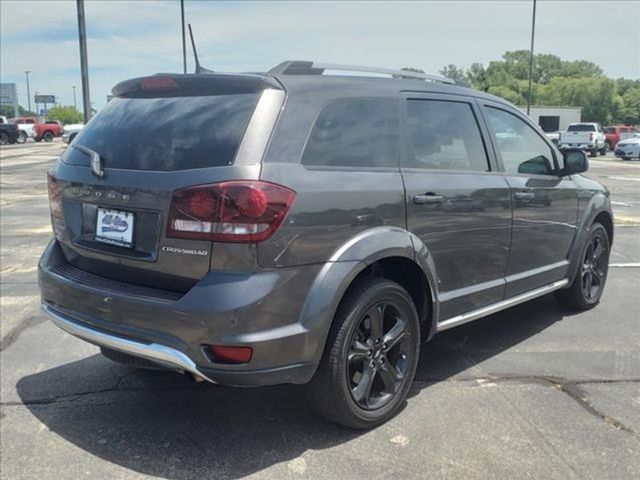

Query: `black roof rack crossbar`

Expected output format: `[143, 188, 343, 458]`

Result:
[268, 60, 456, 85]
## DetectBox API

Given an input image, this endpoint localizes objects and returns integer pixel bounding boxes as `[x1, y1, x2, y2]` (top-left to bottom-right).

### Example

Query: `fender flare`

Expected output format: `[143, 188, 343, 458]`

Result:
[296, 226, 440, 365]
[566, 192, 613, 284]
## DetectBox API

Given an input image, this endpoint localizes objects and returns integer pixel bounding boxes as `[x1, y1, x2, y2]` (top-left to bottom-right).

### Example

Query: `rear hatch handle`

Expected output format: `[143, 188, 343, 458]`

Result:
[73, 143, 104, 178]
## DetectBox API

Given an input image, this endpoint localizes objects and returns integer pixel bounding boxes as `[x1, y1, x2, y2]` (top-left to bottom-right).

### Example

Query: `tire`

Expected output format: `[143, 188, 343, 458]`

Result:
[0, 132, 8, 145]
[69, 133, 77, 143]
[555, 222, 610, 311]
[599, 146, 607, 156]
[16, 131, 27, 144]
[34, 137, 42, 142]
[589, 148, 597, 158]
[605, 141, 612, 152]
[43, 131, 54, 142]
[307, 277, 421, 429]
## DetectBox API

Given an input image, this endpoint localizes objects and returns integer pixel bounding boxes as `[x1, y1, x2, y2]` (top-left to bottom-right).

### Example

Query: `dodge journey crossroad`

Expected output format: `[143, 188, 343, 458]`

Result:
[39, 61, 612, 428]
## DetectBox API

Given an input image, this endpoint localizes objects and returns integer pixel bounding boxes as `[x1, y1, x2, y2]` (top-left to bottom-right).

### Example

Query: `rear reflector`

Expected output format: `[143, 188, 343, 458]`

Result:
[208, 345, 253, 364]
[47, 173, 63, 219]
[167, 180, 296, 243]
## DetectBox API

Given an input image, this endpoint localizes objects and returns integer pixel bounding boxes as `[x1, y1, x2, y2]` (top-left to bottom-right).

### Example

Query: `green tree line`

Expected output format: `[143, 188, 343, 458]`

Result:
[0, 104, 83, 124]
[438, 51, 640, 125]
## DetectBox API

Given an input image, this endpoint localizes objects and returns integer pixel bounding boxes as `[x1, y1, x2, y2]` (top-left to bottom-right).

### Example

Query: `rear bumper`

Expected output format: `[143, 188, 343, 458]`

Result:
[39, 240, 322, 387]
[558, 143, 596, 150]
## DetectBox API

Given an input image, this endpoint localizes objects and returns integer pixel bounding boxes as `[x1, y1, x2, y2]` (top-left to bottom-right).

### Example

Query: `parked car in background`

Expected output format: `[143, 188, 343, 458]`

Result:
[0, 115, 20, 145]
[40, 62, 613, 428]
[11, 117, 37, 143]
[13, 116, 63, 142]
[604, 125, 637, 150]
[558, 122, 607, 157]
[614, 133, 640, 160]
[61, 123, 84, 144]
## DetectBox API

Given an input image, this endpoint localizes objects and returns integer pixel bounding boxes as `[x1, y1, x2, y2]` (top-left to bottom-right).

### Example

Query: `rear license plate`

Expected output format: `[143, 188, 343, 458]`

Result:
[95, 208, 134, 248]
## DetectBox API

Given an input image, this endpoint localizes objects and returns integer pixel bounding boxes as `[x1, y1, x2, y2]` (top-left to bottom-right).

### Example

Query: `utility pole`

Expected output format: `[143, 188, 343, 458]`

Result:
[76, 0, 91, 123]
[24, 71, 31, 113]
[72, 86, 77, 109]
[526, 0, 537, 116]
[180, 0, 187, 74]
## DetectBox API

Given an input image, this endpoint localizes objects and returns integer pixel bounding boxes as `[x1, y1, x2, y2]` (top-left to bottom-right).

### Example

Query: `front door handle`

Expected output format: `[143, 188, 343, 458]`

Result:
[413, 193, 444, 205]
[514, 191, 535, 200]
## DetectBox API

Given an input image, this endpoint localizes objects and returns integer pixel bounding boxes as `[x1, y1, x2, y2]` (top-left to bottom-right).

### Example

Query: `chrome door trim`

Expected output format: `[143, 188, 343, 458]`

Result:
[436, 278, 569, 332]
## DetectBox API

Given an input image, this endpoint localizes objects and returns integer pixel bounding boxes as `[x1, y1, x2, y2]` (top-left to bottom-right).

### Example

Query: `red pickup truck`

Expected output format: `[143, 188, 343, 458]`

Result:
[603, 125, 638, 149]
[13, 117, 63, 142]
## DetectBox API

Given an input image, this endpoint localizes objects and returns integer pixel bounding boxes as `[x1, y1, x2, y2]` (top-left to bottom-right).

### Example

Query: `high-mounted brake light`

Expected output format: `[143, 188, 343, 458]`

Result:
[141, 76, 179, 92]
[167, 180, 296, 243]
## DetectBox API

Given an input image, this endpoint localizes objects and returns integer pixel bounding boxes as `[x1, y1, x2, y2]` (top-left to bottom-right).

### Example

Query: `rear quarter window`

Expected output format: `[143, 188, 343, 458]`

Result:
[63, 94, 258, 171]
[301, 98, 399, 168]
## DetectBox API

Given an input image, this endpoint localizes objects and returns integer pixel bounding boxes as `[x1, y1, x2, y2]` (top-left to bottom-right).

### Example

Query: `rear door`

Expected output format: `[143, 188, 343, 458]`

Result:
[479, 101, 578, 297]
[50, 75, 279, 292]
[400, 93, 511, 320]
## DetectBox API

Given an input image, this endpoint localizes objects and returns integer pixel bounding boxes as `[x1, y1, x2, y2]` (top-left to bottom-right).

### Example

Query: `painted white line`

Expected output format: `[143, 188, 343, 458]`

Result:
[608, 176, 640, 182]
[609, 263, 640, 268]
[611, 201, 633, 207]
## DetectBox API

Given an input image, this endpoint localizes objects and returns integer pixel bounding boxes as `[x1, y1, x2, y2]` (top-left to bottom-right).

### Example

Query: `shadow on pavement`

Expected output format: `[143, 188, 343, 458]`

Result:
[17, 294, 571, 479]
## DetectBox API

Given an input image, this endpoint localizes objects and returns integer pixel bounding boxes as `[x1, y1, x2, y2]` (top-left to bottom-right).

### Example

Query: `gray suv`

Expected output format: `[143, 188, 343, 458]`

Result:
[39, 61, 613, 428]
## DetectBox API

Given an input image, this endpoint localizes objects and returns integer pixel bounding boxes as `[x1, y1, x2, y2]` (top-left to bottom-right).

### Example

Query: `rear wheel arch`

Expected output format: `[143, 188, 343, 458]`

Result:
[594, 211, 613, 245]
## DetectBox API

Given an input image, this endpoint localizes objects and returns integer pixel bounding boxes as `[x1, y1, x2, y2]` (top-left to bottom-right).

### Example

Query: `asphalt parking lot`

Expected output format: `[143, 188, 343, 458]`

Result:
[1, 140, 639, 479]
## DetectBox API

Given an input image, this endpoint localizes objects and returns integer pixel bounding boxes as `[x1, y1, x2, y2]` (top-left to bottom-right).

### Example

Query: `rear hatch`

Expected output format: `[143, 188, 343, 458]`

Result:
[561, 124, 596, 144]
[49, 73, 280, 293]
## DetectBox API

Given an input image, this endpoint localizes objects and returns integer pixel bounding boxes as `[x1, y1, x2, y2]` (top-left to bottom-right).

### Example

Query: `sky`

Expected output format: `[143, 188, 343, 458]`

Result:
[1, 0, 639, 112]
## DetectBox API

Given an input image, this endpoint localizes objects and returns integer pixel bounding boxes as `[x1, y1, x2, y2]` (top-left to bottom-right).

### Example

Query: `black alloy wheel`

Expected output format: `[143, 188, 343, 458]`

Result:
[307, 277, 420, 429]
[347, 301, 412, 410]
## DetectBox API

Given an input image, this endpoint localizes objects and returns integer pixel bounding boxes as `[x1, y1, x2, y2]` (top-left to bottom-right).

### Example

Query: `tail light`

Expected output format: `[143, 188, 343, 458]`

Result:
[589, 132, 594, 141]
[47, 173, 63, 219]
[167, 180, 296, 243]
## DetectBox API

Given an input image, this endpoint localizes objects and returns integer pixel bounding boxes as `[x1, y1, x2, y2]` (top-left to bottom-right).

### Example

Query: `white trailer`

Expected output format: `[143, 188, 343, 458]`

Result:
[519, 106, 583, 137]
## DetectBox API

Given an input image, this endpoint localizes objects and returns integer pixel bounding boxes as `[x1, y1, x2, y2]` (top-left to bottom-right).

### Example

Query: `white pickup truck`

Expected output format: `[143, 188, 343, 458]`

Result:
[558, 122, 607, 157]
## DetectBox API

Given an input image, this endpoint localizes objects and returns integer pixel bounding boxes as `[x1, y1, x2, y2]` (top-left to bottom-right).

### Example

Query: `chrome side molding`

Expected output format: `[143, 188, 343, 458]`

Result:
[436, 279, 569, 332]
[42, 304, 214, 383]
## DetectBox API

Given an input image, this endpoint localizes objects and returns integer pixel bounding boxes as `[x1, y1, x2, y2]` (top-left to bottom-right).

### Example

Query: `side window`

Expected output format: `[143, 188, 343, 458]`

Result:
[484, 106, 556, 175]
[301, 98, 398, 168]
[403, 99, 489, 171]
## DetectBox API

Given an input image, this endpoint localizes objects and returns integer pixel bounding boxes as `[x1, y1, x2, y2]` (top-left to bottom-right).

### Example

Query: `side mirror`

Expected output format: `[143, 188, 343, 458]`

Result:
[562, 149, 588, 175]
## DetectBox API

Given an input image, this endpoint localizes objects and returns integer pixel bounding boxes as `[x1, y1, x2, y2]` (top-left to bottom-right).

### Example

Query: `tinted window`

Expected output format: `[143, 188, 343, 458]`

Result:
[404, 99, 489, 171]
[484, 107, 556, 175]
[604, 127, 615, 134]
[301, 98, 398, 168]
[63, 94, 257, 171]
[567, 124, 596, 132]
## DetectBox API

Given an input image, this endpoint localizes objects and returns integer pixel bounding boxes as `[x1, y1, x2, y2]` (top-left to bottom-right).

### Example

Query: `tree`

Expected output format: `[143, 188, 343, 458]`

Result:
[0, 104, 37, 118]
[46, 106, 83, 125]
[618, 87, 640, 124]
[439, 64, 466, 84]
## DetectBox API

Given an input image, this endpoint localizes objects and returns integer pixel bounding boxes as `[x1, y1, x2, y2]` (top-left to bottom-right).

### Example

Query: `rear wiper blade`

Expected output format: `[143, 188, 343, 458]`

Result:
[72, 143, 104, 178]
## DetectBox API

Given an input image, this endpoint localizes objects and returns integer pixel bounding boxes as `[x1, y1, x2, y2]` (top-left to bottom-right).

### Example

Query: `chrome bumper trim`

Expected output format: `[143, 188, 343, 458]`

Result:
[42, 304, 214, 383]
[437, 279, 569, 332]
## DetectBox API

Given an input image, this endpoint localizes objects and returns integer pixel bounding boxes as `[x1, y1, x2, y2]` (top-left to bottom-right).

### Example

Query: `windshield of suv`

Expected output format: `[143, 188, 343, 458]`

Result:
[64, 94, 258, 171]
[567, 124, 596, 132]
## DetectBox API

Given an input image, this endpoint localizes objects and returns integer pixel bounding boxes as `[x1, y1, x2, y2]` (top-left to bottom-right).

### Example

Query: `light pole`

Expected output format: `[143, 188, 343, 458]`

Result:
[76, 0, 91, 123]
[72, 86, 77, 109]
[24, 71, 31, 113]
[180, 0, 187, 74]
[526, 0, 537, 116]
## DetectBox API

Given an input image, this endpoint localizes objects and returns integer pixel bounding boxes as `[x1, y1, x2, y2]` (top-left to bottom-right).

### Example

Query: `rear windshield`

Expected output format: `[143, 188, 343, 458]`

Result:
[603, 127, 615, 134]
[567, 124, 596, 132]
[63, 94, 257, 171]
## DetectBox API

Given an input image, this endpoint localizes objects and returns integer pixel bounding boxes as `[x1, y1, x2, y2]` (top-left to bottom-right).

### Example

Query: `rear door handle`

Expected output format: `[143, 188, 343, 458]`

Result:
[413, 193, 444, 205]
[514, 191, 535, 200]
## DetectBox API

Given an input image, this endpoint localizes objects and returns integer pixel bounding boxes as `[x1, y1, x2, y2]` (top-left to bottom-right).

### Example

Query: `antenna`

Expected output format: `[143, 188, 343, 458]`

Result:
[188, 24, 214, 74]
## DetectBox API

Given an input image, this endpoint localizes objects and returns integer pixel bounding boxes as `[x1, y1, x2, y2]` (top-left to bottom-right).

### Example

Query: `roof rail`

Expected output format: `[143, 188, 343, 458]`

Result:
[268, 60, 457, 85]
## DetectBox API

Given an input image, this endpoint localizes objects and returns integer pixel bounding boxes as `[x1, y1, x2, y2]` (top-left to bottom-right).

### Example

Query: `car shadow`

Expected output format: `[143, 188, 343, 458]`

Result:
[17, 294, 573, 479]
